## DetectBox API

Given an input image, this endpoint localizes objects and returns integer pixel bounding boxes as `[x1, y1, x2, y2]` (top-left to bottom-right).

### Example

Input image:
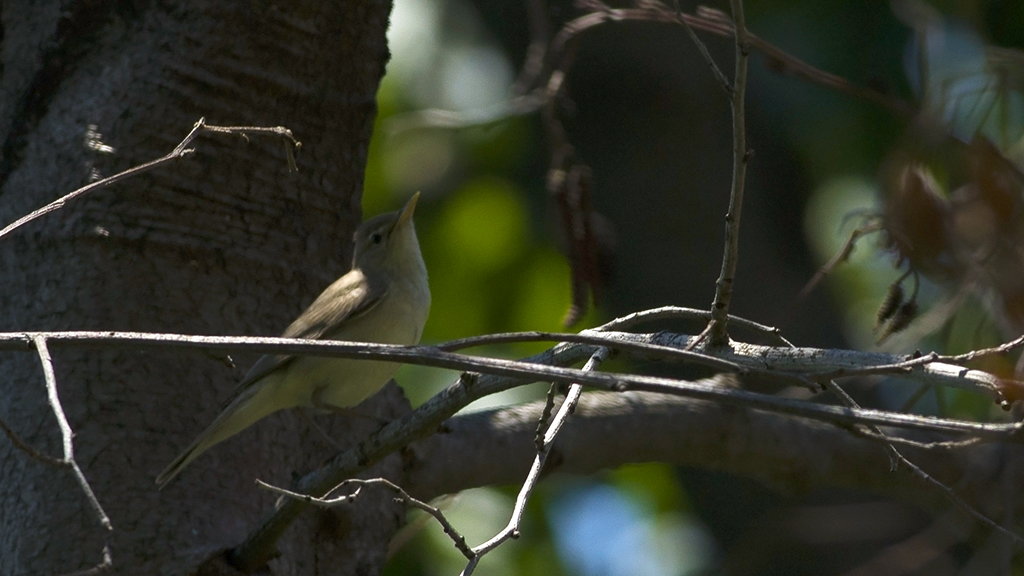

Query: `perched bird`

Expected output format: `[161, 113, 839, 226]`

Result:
[156, 193, 430, 488]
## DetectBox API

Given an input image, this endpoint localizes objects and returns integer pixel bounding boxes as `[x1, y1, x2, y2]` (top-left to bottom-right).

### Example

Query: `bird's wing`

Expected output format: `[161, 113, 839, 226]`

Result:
[220, 270, 388, 407]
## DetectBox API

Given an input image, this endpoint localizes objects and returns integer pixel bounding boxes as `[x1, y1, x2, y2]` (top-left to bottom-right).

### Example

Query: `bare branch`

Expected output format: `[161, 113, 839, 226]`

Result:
[795, 220, 885, 303]
[1, 327, 1012, 413]
[257, 478, 475, 560]
[0, 321, 1017, 423]
[0, 413, 64, 467]
[32, 336, 113, 533]
[594, 305, 794, 346]
[462, 348, 610, 575]
[944, 333, 1024, 364]
[60, 544, 112, 576]
[822, 379, 1024, 546]
[0, 118, 300, 240]
[707, 0, 750, 345]
[607, 331, 1011, 404]
[674, 0, 732, 94]
[514, 0, 554, 95]
[30, 336, 114, 573]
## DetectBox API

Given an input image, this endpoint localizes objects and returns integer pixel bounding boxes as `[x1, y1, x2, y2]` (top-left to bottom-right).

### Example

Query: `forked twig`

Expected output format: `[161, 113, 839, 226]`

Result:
[674, 0, 731, 94]
[797, 220, 885, 303]
[32, 336, 112, 532]
[30, 336, 114, 574]
[460, 348, 610, 575]
[257, 478, 474, 560]
[0, 414, 64, 467]
[824, 379, 1023, 545]
[0, 118, 300, 240]
[60, 545, 112, 576]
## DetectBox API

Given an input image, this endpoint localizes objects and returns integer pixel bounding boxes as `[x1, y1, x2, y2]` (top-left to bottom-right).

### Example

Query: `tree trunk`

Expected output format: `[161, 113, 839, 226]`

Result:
[0, 1, 400, 574]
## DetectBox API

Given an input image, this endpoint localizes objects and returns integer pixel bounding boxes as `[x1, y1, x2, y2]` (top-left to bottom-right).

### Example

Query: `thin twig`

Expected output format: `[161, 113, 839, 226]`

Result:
[849, 427, 985, 451]
[60, 544, 113, 576]
[694, 5, 912, 114]
[514, 0, 553, 96]
[0, 413, 64, 467]
[684, 322, 715, 352]
[944, 333, 1024, 363]
[593, 305, 794, 346]
[257, 478, 474, 560]
[386, 0, 552, 137]
[384, 95, 547, 136]
[33, 336, 112, 531]
[871, 431, 1024, 545]
[674, 0, 732, 94]
[542, 352, 608, 443]
[462, 348, 610, 575]
[0, 118, 300, 240]
[795, 220, 884, 303]
[822, 378, 902, 471]
[385, 6, 912, 134]
[823, 378, 1023, 546]
[31, 334, 114, 576]
[535, 383, 561, 449]
[707, 0, 750, 346]
[437, 329, 746, 373]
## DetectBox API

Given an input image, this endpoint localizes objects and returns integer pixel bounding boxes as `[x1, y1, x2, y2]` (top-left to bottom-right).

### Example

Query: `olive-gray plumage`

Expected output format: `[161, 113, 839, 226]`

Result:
[156, 193, 430, 488]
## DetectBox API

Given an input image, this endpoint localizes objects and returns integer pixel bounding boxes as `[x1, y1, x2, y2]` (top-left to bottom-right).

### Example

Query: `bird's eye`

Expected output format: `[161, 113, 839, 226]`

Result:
[371, 233, 383, 244]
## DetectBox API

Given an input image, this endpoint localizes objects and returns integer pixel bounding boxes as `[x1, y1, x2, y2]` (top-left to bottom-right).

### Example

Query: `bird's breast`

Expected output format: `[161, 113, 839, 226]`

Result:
[284, 273, 430, 409]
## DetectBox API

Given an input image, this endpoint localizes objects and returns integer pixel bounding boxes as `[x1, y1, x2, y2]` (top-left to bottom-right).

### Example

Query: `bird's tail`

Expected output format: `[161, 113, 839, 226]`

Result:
[156, 377, 285, 489]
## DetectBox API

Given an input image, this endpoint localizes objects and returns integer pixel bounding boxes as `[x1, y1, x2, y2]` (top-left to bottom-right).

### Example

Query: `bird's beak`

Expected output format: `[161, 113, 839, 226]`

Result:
[394, 191, 419, 230]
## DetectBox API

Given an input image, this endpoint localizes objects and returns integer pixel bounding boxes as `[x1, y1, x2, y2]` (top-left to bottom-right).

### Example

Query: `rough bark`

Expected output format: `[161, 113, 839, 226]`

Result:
[0, 1, 398, 574]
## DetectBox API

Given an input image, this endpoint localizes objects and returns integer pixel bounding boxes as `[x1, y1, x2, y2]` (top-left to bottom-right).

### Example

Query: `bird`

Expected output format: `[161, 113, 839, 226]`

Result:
[156, 193, 430, 488]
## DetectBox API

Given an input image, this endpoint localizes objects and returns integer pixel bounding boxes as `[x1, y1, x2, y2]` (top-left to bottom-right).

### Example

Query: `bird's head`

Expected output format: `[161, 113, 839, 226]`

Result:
[352, 192, 424, 277]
